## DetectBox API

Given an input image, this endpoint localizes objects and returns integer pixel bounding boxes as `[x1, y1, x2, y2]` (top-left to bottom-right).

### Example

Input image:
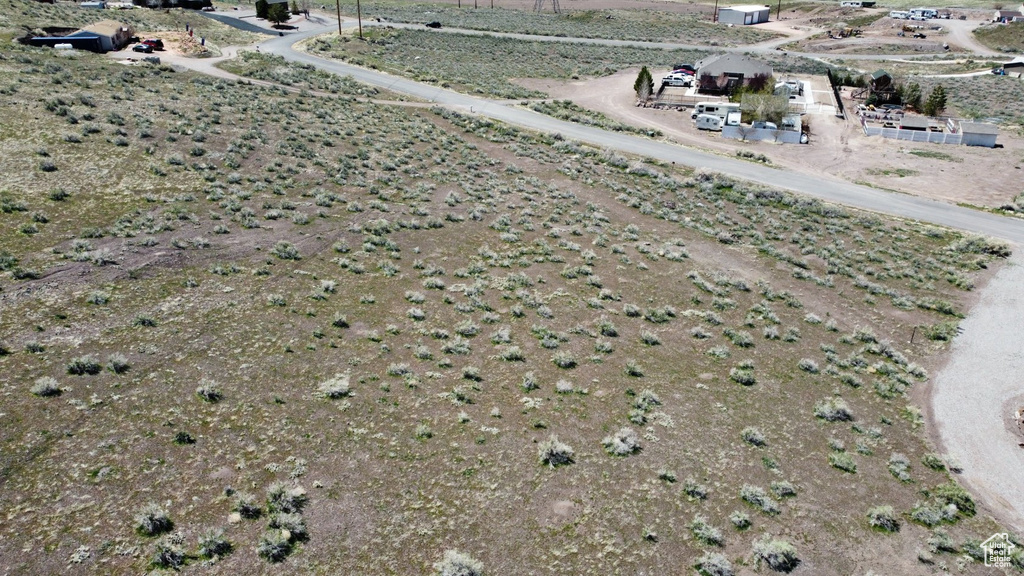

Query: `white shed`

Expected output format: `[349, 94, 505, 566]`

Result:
[718, 5, 771, 25]
[958, 122, 999, 147]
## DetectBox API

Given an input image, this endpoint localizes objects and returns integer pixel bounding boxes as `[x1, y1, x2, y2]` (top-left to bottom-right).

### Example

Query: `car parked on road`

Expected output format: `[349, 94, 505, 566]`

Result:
[132, 43, 153, 53]
[142, 38, 164, 50]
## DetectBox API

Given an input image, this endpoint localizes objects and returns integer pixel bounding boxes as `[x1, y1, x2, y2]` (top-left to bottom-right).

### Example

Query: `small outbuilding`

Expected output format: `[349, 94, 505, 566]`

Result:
[899, 115, 929, 131]
[993, 10, 1024, 22]
[717, 5, 771, 25]
[1003, 56, 1024, 77]
[958, 122, 999, 147]
[29, 19, 133, 52]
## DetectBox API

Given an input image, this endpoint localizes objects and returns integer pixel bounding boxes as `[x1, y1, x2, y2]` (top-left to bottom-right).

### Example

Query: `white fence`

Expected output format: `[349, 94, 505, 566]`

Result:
[722, 126, 804, 144]
[862, 125, 963, 144]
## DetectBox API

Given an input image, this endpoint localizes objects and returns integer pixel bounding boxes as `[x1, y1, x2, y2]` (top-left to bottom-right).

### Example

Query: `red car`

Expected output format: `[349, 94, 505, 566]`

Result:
[142, 39, 164, 50]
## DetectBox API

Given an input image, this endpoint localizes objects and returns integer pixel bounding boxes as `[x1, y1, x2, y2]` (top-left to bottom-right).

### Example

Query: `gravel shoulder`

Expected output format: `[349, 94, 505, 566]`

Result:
[930, 251, 1024, 532]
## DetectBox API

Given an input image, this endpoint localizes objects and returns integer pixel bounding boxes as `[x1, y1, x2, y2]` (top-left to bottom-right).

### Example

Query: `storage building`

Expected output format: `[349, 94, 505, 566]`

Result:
[717, 5, 771, 25]
[958, 122, 999, 147]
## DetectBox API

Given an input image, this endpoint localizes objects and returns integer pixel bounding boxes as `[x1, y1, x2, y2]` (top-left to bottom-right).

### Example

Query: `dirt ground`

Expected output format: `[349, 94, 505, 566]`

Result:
[515, 69, 1024, 209]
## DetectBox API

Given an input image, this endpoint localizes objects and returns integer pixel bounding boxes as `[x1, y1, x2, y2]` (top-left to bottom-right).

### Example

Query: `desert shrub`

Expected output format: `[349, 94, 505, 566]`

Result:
[197, 528, 232, 558]
[107, 352, 130, 374]
[814, 397, 852, 421]
[266, 482, 307, 514]
[691, 514, 724, 546]
[888, 453, 911, 482]
[257, 530, 292, 562]
[927, 528, 958, 553]
[624, 359, 643, 377]
[931, 481, 975, 517]
[741, 427, 766, 447]
[753, 536, 799, 572]
[730, 511, 751, 529]
[30, 377, 61, 397]
[770, 481, 796, 498]
[174, 431, 195, 445]
[829, 452, 857, 473]
[134, 503, 173, 536]
[552, 351, 576, 369]
[151, 537, 185, 569]
[270, 512, 307, 541]
[947, 234, 1011, 258]
[67, 355, 102, 375]
[634, 389, 661, 411]
[271, 241, 301, 260]
[922, 453, 946, 471]
[415, 423, 433, 439]
[317, 374, 351, 398]
[683, 477, 709, 500]
[602, 427, 640, 456]
[729, 366, 756, 386]
[695, 551, 734, 576]
[554, 378, 574, 393]
[434, 549, 484, 576]
[233, 492, 262, 519]
[196, 380, 223, 403]
[538, 435, 575, 467]
[740, 485, 779, 515]
[923, 321, 959, 341]
[639, 330, 661, 346]
[86, 290, 110, 305]
[797, 358, 818, 374]
[867, 505, 900, 532]
[910, 503, 944, 527]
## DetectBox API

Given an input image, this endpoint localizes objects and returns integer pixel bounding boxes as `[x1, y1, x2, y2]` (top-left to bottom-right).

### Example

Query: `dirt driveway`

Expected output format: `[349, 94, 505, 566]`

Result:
[515, 69, 1024, 209]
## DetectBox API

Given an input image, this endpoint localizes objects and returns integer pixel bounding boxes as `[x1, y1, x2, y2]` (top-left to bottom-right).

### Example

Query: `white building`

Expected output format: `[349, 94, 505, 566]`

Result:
[718, 5, 771, 25]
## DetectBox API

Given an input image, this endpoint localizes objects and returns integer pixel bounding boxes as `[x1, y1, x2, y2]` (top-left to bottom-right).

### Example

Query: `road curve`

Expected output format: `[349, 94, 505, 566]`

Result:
[931, 253, 1024, 533]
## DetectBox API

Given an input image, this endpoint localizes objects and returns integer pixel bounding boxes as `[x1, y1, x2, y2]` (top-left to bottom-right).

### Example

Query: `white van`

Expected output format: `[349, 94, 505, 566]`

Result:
[695, 114, 724, 131]
[691, 102, 740, 120]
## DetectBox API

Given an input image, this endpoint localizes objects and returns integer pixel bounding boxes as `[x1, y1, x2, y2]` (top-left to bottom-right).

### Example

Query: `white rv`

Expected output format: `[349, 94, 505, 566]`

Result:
[889, 10, 909, 18]
[695, 114, 724, 131]
[691, 101, 741, 120]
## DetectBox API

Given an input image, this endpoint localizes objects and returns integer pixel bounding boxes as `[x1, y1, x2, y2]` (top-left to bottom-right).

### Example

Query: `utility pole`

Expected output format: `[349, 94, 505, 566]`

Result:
[713, 0, 719, 22]
[335, 0, 341, 35]
[356, 0, 362, 38]
[776, 0, 782, 20]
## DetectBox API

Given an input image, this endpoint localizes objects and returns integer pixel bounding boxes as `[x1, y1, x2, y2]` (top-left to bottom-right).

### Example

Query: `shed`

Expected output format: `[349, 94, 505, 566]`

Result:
[958, 122, 999, 147]
[899, 116, 929, 131]
[1004, 55, 1024, 77]
[695, 53, 773, 94]
[717, 5, 771, 25]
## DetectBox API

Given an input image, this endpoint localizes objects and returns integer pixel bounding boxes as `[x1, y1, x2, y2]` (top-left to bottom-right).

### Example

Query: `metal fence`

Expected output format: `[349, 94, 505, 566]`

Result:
[862, 125, 963, 144]
[722, 126, 803, 144]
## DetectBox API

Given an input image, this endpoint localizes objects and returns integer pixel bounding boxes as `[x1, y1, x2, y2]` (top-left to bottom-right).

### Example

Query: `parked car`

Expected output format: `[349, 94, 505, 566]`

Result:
[425, 21, 442, 28]
[662, 73, 692, 87]
[201, 5, 215, 10]
[752, 121, 778, 130]
[132, 43, 153, 53]
[672, 64, 696, 75]
[142, 39, 164, 50]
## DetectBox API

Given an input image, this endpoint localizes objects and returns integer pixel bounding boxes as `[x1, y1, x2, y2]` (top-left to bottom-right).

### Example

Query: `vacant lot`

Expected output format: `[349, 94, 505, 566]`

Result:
[0, 24, 1019, 573]
[973, 21, 1024, 53]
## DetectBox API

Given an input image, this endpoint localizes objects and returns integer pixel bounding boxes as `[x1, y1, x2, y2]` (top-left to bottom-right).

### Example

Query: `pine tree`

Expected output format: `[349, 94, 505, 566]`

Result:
[901, 82, 922, 111]
[634, 66, 654, 103]
[268, 3, 290, 25]
[923, 85, 947, 117]
[255, 0, 269, 19]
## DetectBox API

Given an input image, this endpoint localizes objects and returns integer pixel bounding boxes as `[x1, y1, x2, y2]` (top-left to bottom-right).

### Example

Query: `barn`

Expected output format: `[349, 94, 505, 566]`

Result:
[717, 5, 771, 25]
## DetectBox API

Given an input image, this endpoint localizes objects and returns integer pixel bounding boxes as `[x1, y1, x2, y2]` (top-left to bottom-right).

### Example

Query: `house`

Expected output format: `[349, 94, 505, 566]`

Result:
[957, 121, 999, 147]
[695, 54, 773, 94]
[841, 1, 876, 7]
[29, 19, 133, 52]
[993, 10, 1024, 22]
[717, 5, 771, 25]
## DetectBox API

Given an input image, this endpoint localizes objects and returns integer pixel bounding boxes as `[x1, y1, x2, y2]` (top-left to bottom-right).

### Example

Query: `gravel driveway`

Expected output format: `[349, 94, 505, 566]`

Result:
[931, 252, 1024, 532]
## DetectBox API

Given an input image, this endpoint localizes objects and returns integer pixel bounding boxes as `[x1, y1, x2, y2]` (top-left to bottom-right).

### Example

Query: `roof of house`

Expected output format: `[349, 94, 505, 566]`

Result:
[899, 115, 930, 129]
[695, 53, 772, 77]
[721, 4, 770, 12]
[81, 19, 131, 37]
[871, 69, 891, 80]
[995, 10, 1024, 17]
[1005, 56, 1024, 68]
[959, 122, 999, 135]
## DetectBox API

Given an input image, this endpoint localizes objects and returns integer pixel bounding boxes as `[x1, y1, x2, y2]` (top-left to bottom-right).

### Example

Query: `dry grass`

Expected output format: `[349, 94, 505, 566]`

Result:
[0, 9, 1015, 574]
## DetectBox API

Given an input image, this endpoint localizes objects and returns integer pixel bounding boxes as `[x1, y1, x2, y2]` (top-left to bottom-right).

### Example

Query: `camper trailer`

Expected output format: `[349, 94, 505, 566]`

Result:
[889, 10, 909, 18]
[691, 102, 741, 120]
[695, 114, 724, 131]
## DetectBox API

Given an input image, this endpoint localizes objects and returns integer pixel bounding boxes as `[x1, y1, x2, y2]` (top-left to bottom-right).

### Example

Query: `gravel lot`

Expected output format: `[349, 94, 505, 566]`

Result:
[930, 251, 1024, 532]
